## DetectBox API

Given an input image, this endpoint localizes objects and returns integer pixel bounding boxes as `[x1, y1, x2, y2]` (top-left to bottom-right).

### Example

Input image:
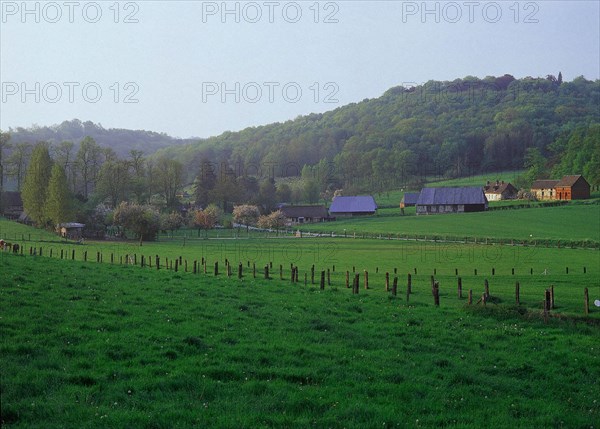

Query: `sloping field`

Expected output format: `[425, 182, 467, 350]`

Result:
[1, 253, 599, 428]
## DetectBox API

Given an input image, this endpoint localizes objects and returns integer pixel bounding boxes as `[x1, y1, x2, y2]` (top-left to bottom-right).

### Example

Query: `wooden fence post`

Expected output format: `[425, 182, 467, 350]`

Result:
[320, 271, 325, 290]
[214, 261, 218, 276]
[280, 264, 283, 280]
[484, 279, 489, 299]
[175, 259, 179, 272]
[407, 273, 412, 295]
[253, 263, 256, 278]
[544, 289, 551, 323]
[353, 274, 360, 294]
[468, 289, 473, 305]
[385, 272, 390, 292]
[492, 268, 495, 276]
[364, 271, 369, 289]
[327, 269, 331, 286]
[474, 268, 477, 276]
[155, 255, 159, 270]
[141, 255, 145, 268]
[584, 288, 589, 315]
[458, 277, 462, 298]
[392, 277, 398, 296]
[238, 263, 243, 279]
[515, 281, 520, 305]
[311, 265, 315, 284]
[550, 285, 555, 309]
[433, 281, 440, 307]
[264, 265, 269, 279]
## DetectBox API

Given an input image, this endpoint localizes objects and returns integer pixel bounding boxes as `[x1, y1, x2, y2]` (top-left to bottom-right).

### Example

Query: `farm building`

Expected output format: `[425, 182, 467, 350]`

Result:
[555, 175, 590, 200]
[416, 187, 488, 215]
[58, 223, 85, 240]
[279, 205, 329, 226]
[483, 181, 518, 201]
[530, 180, 559, 200]
[329, 196, 377, 217]
[1, 191, 23, 220]
[400, 193, 420, 208]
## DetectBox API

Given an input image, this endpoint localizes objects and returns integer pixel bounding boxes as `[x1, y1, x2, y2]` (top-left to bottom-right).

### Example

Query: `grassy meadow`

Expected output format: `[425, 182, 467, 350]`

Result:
[1, 212, 599, 428]
[1, 252, 599, 428]
[300, 203, 600, 244]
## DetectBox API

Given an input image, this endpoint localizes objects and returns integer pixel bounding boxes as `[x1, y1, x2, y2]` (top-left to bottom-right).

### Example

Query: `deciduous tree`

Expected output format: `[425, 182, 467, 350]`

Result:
[22, 143, 53, 226]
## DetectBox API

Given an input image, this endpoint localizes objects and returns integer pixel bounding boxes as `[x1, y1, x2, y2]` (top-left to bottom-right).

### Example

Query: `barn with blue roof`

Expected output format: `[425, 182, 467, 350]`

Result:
[329, 196, 377, 217]
[416, 187, 488, 215]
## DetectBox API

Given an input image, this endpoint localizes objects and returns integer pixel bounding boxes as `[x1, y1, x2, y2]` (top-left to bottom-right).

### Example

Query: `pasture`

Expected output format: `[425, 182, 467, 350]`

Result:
[300, 203, 600, 244]
[1, 252, 599, 428]
[1, 215, 599, 428]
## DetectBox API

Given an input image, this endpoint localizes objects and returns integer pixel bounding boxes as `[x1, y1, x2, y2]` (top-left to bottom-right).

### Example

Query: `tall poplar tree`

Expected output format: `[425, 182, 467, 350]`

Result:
[46, 164, 71, 227]
[22, 143, 53, 226]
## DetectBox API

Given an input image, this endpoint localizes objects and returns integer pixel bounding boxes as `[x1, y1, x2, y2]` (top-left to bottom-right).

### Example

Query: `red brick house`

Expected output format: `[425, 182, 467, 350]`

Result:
[555, 175, 590, 200]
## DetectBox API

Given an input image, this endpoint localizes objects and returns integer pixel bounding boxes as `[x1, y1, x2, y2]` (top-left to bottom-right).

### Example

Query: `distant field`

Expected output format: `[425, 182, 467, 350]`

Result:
[1, 251, 599, 428]
[1, 218, 598, 317]
[300, 204, 600, 243]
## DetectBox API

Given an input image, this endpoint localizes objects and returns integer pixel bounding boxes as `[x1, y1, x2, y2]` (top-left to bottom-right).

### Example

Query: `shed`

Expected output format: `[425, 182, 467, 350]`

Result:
[329, 196, 377, 217]
[1, 191, 23, 219]
[555, 175, 590, 200]
[58, 222, 86, 240]
[416, 187, 488, 215]
[279, 205, 329, 226]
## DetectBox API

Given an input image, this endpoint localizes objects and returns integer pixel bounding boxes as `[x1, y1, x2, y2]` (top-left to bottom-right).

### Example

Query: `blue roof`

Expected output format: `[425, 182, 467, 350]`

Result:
[417, 187, 487, 205]
[330, 196, 377, 213]
[402, 193, 420, 205]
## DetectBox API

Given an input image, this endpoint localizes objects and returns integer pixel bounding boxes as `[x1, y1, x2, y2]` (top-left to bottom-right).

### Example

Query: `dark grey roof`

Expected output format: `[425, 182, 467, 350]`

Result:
[329, 196, 377, 213]
[402, 193, 420, 205]
[279, 205, 328, 219]
[417, 187, 487, 205]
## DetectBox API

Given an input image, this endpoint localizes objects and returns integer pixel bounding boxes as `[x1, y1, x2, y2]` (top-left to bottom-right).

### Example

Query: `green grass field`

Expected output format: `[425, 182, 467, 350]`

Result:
[301, 204, 600, 243]
[1, 214, 599, 428]
[1, 252, 599, 428]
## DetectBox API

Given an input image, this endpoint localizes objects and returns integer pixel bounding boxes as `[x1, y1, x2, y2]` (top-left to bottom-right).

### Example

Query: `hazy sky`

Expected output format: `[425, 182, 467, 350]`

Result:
[1, 1, 599, 138]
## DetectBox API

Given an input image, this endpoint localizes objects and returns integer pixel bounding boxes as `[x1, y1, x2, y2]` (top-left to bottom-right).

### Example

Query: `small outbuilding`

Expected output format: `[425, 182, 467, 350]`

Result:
[329, 196, 377, 217]
[1, 192, 23, 219]
[58, 223, 86, 240]
[555, 175, 590, 200]
[416, 187, 488, 215]
[279, 205, 329, 226]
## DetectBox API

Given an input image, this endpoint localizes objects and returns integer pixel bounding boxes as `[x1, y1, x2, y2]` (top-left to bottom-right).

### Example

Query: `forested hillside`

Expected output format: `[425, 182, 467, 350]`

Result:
[155, 74, 599, 191]
[5, 119, 194, 158]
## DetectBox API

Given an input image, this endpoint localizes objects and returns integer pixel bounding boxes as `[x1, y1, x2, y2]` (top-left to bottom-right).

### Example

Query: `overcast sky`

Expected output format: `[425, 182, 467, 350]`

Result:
[1, 1, 599, 138]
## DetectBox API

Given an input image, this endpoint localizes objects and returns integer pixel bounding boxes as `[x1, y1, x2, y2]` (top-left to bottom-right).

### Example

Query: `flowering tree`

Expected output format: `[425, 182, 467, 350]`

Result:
[192, 204, 222, 238]
[113, 202, 160, 245]
[232, 204, 260, 231]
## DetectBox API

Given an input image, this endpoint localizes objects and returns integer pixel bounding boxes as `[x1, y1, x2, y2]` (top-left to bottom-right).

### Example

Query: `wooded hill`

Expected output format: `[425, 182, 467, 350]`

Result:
[154, 74, 599, 191]
[5, 119, 195, 158]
